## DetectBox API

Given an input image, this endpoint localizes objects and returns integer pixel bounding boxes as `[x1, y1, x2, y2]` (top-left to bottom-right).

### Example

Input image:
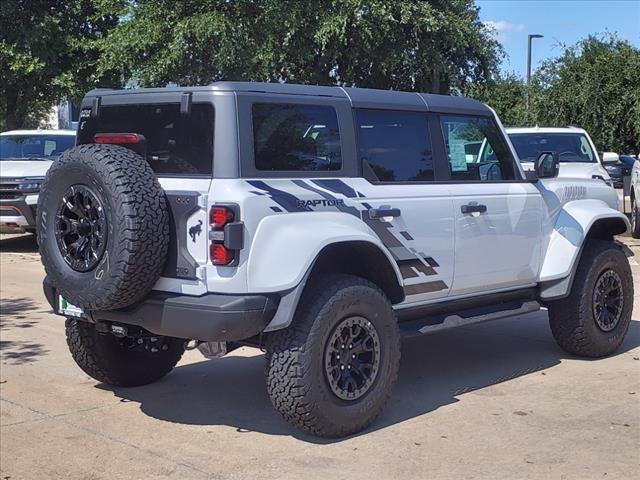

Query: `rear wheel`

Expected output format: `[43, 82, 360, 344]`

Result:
[265, 274, 400, 437]
[65, 318, 185, 387]
[548, 240, 633, 357]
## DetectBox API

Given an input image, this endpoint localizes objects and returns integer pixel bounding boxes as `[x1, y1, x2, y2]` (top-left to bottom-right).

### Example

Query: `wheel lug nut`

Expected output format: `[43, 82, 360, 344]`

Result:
[340, 365, 345, 370]
[349, 344, 353, 348]
[347, 365, 351, 369]
[352, 354, 356, 359]
[336, 354, 340, 359]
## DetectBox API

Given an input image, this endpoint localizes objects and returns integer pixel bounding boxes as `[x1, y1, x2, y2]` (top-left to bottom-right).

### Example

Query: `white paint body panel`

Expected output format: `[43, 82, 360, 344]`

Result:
[449, 182, 543, 296]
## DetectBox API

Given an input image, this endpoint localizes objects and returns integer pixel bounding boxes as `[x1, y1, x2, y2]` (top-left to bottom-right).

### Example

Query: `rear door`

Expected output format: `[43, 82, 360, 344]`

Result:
[437, 114, 543, 296]
[350, 109, 455, 303]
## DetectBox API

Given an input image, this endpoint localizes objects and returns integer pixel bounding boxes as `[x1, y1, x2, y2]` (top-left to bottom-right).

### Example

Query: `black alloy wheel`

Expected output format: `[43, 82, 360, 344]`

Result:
[324, 316, 381, 401]
[55, 184, 108, 272]
[592, 269, 624, 332]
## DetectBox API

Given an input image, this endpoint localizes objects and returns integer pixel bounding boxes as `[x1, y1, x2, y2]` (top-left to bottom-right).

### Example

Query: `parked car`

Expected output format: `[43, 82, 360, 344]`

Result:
[0, 129, 76, 233]
[603, 153, 636, 188]
[504, 127, 612, 185]
[628, 159, 640, 237]
[37, 83, 632, 438]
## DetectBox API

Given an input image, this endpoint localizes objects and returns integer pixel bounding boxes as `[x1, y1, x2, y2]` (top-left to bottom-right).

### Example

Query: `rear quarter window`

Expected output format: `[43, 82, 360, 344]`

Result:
[77, 103, 214, 175]
[251, 103, 342, 171]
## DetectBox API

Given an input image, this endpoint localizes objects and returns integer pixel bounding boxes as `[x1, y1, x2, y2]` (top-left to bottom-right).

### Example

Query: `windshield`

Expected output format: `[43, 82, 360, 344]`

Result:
[509, 132, 597, 163]
[0, 134, 76, 161]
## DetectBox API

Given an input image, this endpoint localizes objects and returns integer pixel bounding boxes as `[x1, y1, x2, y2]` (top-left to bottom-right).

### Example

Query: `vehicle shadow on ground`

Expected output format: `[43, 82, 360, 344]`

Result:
[0, 297, 49, 364]
[0, 233, 38, 253]
[103, 312, 640, 444]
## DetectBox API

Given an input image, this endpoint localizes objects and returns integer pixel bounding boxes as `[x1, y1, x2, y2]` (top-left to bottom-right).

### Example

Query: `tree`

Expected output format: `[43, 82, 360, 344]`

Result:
[533, 35, 640, 154]
[98, 0, 502, 94]
[0, 0, 123, 130]
[464, 72, 529, 127]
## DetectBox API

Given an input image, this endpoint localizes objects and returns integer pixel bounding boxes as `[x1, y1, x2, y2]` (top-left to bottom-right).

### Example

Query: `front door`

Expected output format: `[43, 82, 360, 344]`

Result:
[438, 114, 543, 297]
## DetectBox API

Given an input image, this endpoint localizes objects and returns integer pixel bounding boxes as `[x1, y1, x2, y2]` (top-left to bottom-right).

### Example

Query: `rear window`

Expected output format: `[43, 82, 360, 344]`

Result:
[0, 135, 75, 160]
[252, 103, 342, 171]
[78, 103, 214, 175]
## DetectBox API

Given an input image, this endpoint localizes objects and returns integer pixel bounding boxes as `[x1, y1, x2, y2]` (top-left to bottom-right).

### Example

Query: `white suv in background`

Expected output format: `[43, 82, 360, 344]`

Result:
[0, 129, 76, 233]
[504, 127, 612, 185]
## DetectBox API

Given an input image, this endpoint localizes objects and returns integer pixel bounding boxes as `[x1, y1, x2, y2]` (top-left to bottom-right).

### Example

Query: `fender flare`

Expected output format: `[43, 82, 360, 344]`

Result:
[247, 211, 403, 293]
[538, 199, 629, 300]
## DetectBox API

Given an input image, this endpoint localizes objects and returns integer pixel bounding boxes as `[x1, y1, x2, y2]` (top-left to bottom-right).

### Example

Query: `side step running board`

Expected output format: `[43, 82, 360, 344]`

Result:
[399, 300, 541, 338]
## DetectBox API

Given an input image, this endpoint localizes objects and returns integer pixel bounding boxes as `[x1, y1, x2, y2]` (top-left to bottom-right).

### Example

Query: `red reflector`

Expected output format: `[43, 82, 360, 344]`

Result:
[210, 243, 235, 265]
[210, 206, 234, 229]
[94, 133, 142, 144]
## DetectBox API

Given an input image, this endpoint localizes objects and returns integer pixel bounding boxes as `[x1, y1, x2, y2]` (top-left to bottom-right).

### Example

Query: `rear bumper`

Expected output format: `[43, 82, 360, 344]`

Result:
[43, 277, 279, 342]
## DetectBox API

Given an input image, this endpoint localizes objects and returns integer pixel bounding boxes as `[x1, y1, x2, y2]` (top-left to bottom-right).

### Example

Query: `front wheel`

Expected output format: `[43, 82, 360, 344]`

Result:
[265, 274, 401, 437]
[548, 240, 633, 357]
[66, 318, 185, 387]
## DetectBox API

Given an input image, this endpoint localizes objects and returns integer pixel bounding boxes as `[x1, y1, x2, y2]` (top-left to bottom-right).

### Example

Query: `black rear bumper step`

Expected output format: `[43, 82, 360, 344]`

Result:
[43, 277, 279, 342]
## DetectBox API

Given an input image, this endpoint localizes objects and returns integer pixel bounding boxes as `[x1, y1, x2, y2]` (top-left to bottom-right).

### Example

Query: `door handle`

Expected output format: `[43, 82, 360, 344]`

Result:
[369, 207, 401, 219]
[460, 204, 487, 215]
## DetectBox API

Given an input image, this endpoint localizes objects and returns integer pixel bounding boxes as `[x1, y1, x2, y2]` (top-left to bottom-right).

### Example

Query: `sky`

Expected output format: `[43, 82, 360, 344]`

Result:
[477, 0, 640, 77]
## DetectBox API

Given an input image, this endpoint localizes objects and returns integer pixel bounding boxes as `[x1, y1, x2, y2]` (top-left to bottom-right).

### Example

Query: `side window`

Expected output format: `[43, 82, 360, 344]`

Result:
[440, 115, 516, 181]
[356, 109, 433, 182]
[252, 103, 342, 171]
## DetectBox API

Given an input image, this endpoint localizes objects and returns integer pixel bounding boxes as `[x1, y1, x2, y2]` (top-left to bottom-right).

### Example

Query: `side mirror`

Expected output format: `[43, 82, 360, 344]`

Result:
[536, 151, 559, 179]
[602, 152, 619, 165]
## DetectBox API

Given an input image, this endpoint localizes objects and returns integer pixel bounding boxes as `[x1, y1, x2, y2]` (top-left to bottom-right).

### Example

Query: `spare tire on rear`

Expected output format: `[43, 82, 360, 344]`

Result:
[38, 144, 169, 311]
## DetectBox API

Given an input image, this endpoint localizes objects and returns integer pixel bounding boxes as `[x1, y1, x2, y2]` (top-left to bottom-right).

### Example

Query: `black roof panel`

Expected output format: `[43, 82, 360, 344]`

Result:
[85, 81, 491, 115]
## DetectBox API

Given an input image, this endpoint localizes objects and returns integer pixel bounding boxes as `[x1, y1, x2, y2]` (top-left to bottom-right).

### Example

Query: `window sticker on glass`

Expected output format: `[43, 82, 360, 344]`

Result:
[449, 135, 469, 172]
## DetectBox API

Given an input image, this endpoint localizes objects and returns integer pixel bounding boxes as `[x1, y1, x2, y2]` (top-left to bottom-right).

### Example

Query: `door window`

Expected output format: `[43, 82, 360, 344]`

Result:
[356, 109, 434, 182]
[252, 103, 342, 171]
[440, 116, 516, 181]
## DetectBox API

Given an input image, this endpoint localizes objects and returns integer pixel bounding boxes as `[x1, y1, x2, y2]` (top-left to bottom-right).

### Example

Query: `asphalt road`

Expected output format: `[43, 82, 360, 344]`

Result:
[1, 233, 639, 480]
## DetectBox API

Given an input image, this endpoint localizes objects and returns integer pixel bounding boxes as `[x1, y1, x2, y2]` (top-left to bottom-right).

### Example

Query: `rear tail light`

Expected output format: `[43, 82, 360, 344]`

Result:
[210, 206, 235, 229]
[94, 133, 143, 144]
[209, 205, 242, 266]
[210, 243, 235, 265]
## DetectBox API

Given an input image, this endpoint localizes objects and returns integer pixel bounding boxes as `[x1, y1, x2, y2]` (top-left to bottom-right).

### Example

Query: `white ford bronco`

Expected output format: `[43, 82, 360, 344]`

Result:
[38, 82, 633, 438]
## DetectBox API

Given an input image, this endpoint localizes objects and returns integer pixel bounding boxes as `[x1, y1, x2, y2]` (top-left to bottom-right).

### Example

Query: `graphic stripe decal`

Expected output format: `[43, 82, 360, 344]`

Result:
[246, 179, 448, 296]
[311, 179, 358, 198]
[404, 280, 448, 296]
[246, 180, 310, 212]
[292, 180, 361, 217]
[400, 231, 414, 241]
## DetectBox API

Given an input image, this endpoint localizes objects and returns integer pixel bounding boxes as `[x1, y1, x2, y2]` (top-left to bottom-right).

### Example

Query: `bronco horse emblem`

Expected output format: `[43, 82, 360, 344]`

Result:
[189, 219, 203, 242]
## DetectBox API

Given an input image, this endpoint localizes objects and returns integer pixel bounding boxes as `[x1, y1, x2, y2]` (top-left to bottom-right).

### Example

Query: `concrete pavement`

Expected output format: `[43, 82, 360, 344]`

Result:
[1, 233, 639, 479]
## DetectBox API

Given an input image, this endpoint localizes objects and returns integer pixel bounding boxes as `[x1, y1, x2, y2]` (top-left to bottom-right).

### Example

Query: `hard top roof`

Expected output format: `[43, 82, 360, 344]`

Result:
[506, 126, 588, 134]
[85, 81, 492, 116]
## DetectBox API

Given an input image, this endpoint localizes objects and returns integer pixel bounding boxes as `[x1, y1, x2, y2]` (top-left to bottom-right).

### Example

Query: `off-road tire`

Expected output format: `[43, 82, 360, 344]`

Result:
[65, 318, 185, 387]
[38, 144, 169, 310]
[548, 240, 633, 357]
[265, 274, 401, 437]
[631, 195, 640, 238]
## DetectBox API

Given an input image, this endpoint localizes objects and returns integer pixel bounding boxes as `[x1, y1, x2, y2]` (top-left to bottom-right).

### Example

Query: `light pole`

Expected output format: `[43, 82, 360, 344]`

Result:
[526, 33, 544, 112]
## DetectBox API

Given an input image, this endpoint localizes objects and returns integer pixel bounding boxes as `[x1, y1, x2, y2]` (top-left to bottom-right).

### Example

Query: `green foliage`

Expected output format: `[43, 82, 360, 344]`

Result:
[98, 0, 502, 94]
[464, 72, 529, 127]
[533, 35, 640, 154]
[0, 0, 123, 130]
